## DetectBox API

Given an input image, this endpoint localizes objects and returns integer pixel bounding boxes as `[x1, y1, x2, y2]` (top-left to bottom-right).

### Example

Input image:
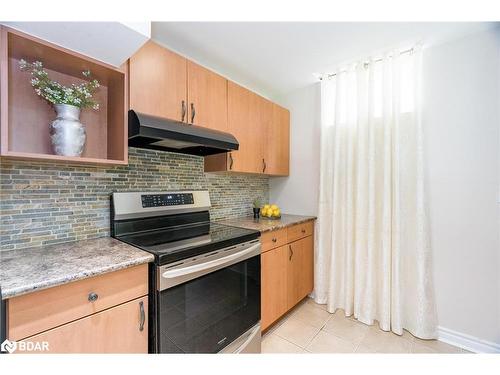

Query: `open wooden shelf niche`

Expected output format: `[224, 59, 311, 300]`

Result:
[0, 27, 128, 165]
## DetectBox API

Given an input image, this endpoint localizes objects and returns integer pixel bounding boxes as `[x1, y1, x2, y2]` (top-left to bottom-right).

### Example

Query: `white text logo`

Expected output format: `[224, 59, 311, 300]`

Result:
[1, 339, 49, 353]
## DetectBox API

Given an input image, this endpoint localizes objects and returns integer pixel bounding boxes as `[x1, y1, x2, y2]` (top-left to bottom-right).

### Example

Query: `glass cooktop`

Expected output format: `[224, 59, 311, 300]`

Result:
[117, 222, 260, 265]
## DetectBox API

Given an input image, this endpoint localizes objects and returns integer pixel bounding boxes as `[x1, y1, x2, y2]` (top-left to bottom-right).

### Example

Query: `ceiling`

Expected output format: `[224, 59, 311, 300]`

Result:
[152, 22, 498, 99]
[3, 22, 150, 67]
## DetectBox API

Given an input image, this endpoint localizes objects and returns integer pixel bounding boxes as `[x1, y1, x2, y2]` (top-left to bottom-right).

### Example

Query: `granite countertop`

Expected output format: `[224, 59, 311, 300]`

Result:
[217, 214, 316, 233]
[0, 237, 154, 300]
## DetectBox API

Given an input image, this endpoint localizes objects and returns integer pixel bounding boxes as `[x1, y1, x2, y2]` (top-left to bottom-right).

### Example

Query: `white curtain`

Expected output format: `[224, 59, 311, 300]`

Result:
[314, 47, 438, 339]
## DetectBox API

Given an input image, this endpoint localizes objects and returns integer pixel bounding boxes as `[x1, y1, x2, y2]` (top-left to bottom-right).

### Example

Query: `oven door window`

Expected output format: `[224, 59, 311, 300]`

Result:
[157, 255, 260, 353]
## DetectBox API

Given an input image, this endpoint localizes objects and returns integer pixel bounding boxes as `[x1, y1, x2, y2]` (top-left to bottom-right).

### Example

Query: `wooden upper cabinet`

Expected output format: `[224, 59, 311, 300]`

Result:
[204, 84, 289, 176]
[129, 40, 187, 121]
[266, 104, 290, 176]
[205, 82, 271, 174]
[255, 95, 273, 174]
[127, 40, 290, 175]
[226, 82, 261, 173]
[187, 61, 228, 132]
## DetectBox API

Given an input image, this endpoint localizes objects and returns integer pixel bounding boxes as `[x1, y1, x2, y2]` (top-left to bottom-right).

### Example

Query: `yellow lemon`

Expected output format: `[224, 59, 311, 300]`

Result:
[263, 204, 271, 210]
[261, 208, 268, 216]
[271, 204, 278, 211]
[267, 211, 273, 218]
[273, 209, 281, 217]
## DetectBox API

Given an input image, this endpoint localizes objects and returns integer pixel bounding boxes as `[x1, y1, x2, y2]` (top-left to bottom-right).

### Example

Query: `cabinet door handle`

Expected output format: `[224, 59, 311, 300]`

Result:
[301, 229, 306, 234]
[190, 103, 196, 124]
[181, 100, 186, 122]
[88, 292, 98, 302]
[262, 158, 266, 173]
[272, 238, 277, 243]
[289, 245, 293, 260]
[139, 301, 145, 332]
[229, 153, 233, 170]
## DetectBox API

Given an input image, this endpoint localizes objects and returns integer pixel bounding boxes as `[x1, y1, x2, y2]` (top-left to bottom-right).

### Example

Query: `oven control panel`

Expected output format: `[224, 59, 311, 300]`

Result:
[141, 193, 194, 208]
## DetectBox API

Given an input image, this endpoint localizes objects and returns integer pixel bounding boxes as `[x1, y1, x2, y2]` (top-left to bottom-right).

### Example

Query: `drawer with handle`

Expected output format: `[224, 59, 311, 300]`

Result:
[7, 264, 148, 341]
[287, 221, 314, 243]
[260, 228, 288, 253]
[19, 296, 148, 353]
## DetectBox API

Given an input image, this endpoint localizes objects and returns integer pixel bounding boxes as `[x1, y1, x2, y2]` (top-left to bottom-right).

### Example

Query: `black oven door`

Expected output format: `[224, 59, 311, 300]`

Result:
[156, 241, 261, 353]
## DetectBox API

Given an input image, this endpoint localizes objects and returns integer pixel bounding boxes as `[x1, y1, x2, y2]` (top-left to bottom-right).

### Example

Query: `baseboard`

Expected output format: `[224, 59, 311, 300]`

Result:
[438, 326, 500, 353]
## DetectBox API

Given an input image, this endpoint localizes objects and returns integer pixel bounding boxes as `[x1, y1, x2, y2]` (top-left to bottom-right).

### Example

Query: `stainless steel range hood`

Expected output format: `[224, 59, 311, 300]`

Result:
[128, 110, 238, 156]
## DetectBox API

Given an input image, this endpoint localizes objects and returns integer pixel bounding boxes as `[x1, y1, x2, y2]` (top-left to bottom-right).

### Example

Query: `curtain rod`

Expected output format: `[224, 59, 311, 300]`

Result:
[319, 47, 414, 81]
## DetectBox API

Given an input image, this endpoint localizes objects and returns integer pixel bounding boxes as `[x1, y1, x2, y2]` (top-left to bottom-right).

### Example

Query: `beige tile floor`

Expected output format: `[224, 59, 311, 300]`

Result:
[262, 298, 470, 354]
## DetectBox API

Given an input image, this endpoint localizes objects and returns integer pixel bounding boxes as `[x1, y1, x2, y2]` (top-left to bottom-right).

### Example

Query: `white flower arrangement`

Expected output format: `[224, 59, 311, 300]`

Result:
[19, 59, 100, 110]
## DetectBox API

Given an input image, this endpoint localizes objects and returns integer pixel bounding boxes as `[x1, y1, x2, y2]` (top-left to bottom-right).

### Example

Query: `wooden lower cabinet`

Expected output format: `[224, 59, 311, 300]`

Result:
[287, 236, 314, 308]
[21, 296, 148, 354]
[261, 246, 288, 330]
[261, 227, 314, 331]
[7, 264, 149, 353]
[7, 264, 148, 341]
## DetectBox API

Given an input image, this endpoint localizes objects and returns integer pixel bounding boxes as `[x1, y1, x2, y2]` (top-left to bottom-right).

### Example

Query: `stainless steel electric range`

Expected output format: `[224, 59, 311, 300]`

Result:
[111, 191, 261, 354]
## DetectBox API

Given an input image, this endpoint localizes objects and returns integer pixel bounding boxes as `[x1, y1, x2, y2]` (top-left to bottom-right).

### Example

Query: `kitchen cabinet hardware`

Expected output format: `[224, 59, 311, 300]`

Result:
[88, 292, 98, 302]
[190, 103, 196, 123]
[289, 245, 293, 260]
[272, 238, 277, 243]
[229, 153, 234, 170]
[139, 301, 145, 331]
[301, 229, 306, 234]
[181, 100, 186, 122]
[262, 159, 267, 173]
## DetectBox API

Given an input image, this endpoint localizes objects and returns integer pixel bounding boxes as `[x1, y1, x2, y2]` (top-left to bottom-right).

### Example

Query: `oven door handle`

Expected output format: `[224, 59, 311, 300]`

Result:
[162, 243, 260, 280]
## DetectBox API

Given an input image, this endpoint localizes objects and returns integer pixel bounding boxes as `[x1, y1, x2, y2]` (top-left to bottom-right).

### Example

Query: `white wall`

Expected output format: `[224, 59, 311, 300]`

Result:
[422, 28, 500, 346]
[269, 83, 321, 215]
[270, 27, 500, 348]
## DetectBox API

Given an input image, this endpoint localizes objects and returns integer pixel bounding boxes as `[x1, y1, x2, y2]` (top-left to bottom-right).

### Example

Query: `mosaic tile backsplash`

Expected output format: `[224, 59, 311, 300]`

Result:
[0, 148, 269, 251]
